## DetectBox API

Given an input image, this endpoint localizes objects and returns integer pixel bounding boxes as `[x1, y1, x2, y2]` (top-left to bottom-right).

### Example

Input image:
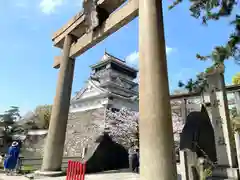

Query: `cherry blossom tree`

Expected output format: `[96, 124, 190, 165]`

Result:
[103, 107, 184, 150]
[104, 108, 139, 149]
[172, 110, 185, 142]
[172, 109, 185, 154]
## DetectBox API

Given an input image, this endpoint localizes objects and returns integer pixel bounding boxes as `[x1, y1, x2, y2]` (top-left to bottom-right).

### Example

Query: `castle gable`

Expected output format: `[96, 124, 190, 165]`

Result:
[72, 80, 107, 102]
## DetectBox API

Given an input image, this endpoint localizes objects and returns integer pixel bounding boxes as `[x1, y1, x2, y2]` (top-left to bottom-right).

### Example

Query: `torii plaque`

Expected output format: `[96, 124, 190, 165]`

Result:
[40, 0, 177, 179]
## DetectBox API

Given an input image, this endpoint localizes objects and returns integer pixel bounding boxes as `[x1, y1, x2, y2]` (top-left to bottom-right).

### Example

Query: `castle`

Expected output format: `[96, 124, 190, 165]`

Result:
[63, 52, 139, 157]
[70, 51, 139, 113]
[22, 52, 139, 157]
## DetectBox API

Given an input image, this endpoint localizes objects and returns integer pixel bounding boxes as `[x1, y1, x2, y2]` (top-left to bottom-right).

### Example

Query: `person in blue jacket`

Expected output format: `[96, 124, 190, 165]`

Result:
[4, 141, 20, 175]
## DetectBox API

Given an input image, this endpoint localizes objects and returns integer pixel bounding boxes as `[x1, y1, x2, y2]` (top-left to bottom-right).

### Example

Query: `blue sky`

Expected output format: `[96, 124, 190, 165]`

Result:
[0, 0, 239, 115]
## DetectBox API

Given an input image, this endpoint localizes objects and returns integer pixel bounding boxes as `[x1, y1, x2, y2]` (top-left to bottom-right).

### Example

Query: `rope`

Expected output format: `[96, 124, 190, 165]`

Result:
[195, 143, 217, 168]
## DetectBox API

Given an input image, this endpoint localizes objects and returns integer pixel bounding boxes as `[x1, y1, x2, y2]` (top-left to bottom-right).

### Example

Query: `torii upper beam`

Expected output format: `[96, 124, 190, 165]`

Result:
[52, 0, 139, 69]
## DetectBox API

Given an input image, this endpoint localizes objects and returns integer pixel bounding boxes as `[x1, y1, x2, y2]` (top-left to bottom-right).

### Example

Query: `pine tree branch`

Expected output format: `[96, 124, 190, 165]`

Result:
[169, 0, 240, 65]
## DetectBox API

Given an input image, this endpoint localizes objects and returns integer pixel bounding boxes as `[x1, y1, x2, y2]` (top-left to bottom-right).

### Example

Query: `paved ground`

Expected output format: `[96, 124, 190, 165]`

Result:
[0, 174, 28, 180]
[0, 172, 139, 180]
[0, 173, 181, 180]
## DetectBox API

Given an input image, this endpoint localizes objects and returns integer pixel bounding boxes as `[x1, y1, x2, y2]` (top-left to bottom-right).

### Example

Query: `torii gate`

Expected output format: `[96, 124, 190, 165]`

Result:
[40, 0, 178, 179]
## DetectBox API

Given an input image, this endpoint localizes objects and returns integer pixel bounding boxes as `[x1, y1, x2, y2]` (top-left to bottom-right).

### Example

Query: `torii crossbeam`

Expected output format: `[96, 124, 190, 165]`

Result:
[52, 0, 138, 68]
[40, 0, 178, 179]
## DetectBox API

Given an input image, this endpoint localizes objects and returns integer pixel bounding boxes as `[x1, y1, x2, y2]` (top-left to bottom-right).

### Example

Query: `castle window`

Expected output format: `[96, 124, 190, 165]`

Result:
[95, 65, 106, 72]
[111, 108, 119, 112]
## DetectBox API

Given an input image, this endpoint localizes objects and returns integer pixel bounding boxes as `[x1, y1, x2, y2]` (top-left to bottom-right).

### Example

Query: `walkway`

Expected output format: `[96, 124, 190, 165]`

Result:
[0, 172, 181, 180]
[0, 172, 139, 180]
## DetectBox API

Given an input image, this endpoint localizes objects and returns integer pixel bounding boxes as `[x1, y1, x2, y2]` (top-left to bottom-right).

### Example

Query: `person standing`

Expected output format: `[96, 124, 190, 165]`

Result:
[131, 148, 139, 173]
[128, 145, 140, 173]
[134, 148, 140, 173]
[4, 141, 20, 175]
[128, 144, 135, 172]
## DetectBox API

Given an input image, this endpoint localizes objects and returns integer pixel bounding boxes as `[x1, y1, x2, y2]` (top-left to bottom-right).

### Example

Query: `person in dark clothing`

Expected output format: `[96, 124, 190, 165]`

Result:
[133, 148, 139, 173]
[129, 148, 139, 173]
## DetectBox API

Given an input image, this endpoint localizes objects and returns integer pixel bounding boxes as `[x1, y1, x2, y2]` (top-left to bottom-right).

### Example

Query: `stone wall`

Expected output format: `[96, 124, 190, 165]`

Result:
[22, 108, 105, 158]
[21, 134, 46, 157]
[63, 108, 105, 157]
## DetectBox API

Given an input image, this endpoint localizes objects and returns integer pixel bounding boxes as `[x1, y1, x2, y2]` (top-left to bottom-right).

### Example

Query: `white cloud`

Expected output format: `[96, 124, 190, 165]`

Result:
[125, 46, 176, 65]
[39, 0, 63, 14]
[126, 51, 139, 65]
[166, 46, 174, 54]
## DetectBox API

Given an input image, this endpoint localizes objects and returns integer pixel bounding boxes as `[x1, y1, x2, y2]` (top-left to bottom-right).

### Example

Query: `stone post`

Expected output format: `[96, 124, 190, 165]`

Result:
[234, 91, 240, 171]
[234, 91, 240, 114]
[187, 151, 198, 180]
[198, 158, 205, 180]
[138, 0, 177, 179]
[179, 150, 189, 180]
[181, 99, 187, 123]
[41, 35, 75, 173]
[206, 72, 236, 167]
[180, 149, 198, 180]
[234, 131, 240, 172]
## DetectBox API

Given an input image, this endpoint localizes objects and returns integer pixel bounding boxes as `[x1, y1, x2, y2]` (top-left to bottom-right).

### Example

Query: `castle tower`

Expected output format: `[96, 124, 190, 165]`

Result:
[70, 52, 139, 112]
[63, 52, 139, 157]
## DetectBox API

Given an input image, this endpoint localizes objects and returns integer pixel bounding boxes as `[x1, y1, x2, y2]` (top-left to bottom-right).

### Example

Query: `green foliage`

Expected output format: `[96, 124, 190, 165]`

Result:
[230, 107, 238, 119]
[24, 120, 39, 131]
[178, 73, 208, 93]
[169, 0, 240, 65]
[19, 165, 35, 175]
[232, 72, 240, 84]
[230, 107, 240, 132]
[226, 107, 239, 155]
[203, 167, 213, 179]
[0, 106, 21, 132]
[0, 106, 22, 144]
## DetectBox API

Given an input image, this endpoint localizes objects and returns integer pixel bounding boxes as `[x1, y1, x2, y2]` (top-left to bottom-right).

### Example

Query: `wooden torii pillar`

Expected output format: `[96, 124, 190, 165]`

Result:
[40, 0, 177, 179]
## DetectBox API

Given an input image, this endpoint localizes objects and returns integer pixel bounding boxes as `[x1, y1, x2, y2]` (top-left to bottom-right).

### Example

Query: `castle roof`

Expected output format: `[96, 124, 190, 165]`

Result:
[90, 52, 138, 73]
